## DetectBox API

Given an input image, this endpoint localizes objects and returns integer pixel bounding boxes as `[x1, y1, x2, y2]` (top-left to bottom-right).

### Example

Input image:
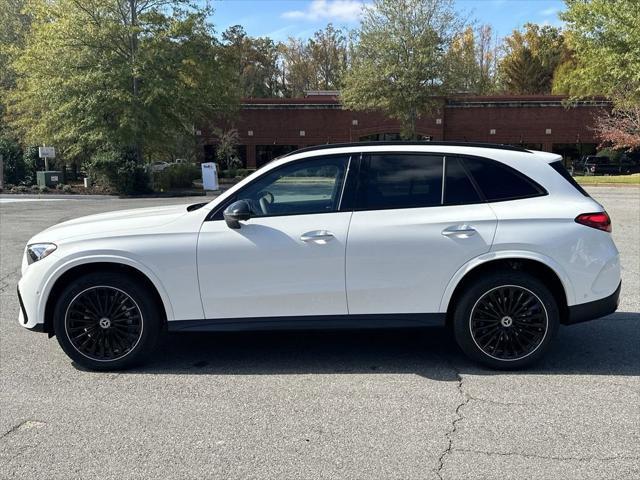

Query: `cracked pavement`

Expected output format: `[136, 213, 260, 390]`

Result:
[1, 187, 639, 479]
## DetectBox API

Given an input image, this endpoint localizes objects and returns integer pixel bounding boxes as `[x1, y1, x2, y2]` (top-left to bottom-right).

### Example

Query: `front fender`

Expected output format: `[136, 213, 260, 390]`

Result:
[438, 250, 575, 313]
[36, 253, 176, 326]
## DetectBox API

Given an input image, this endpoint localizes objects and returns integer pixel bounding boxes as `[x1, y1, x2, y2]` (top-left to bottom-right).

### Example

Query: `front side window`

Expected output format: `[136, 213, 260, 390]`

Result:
[237, 155, 348, 217]
[355, 154, 443, 210]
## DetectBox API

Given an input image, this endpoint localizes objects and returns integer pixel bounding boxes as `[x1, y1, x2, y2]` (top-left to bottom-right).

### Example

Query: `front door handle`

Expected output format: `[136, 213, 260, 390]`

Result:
[300, 230, 335, 242]
[441, 225, 477, 238]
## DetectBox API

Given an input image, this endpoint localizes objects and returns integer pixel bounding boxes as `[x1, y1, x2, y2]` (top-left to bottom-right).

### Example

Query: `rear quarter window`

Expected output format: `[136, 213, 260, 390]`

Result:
[550, 160, 590, 197]
[461, 156, 546, 202]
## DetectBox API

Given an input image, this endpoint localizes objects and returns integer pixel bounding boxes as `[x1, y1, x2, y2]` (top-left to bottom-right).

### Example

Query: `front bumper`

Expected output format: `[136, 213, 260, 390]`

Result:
[17, 286, 46, 332]
[566, 281, 621, 325]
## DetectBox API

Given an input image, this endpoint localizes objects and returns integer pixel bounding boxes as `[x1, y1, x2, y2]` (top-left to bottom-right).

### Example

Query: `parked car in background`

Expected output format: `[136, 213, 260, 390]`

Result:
[619, 152, 640, 174]
[18, 142, 621, 371]
[150, 161, 171, 172]
[582, 154, 640, 175]
[583, 156, 615, 175]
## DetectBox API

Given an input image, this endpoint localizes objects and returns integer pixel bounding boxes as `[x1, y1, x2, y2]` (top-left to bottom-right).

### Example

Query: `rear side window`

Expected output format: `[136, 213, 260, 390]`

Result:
[356, 154, 443, 210]
[462, 157, 545, 202]
[550, 160, 590, 197]
[444, 157, 482, 205]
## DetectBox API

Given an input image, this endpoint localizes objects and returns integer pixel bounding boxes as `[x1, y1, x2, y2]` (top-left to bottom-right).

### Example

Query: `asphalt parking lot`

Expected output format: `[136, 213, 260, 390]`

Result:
[1, 186, 639, 479]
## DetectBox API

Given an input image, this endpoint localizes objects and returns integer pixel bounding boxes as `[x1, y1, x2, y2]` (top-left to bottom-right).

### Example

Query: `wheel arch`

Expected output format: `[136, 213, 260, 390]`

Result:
[41, 258, 173, 336]
[441, 253, 572, 325]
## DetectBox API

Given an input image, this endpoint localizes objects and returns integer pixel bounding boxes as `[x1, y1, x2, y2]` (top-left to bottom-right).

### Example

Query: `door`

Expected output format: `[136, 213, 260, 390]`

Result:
[346, 154, 497, 315]
[198, 155, 352, 320]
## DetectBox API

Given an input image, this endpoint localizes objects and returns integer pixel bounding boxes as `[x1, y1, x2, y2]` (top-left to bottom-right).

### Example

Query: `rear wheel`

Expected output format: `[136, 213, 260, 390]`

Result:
[452, 272, 559, 369]
[53, 272, 162, 370]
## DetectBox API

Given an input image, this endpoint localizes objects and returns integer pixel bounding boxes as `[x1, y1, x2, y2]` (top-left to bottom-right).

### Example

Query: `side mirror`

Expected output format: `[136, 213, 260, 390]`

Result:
[223, 200, 251, 229]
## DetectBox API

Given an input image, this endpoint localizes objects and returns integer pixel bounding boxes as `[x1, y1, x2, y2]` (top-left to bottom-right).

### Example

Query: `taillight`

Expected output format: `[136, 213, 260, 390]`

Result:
[575, 212, 612, 232]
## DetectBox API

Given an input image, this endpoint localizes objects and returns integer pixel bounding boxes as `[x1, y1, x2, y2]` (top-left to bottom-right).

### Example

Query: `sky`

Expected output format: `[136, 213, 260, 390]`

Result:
[209, 0, 566, 42]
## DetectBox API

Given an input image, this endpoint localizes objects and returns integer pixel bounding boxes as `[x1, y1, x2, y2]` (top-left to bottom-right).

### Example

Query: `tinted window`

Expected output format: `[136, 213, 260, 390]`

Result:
[237, 155, 348, 217]
[356, 154, 443, 210]
[462, 157, 544, 201]
[444, 157, 482, 205]
[550, 160, 589, 197]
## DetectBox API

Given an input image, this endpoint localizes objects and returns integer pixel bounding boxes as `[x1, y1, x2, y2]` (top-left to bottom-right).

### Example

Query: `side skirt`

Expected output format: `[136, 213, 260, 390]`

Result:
[167, 313, 447, 333]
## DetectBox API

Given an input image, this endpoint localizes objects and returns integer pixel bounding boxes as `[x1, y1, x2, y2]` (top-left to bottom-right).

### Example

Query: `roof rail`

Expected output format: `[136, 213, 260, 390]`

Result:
[282, 141, 532, 157]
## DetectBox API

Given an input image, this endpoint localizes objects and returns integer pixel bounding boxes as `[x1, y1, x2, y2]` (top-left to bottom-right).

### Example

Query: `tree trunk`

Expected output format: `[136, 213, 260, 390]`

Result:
[129, 0, 142, 162]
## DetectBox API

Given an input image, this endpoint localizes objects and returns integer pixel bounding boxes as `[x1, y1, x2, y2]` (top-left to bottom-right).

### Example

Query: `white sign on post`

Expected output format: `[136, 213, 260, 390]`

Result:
[38, 146, 56, 158]
[201, 162, 219, 191]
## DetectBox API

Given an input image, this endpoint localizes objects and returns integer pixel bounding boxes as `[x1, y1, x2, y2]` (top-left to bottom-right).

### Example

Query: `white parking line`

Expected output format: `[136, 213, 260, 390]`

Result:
[0, 198, 69, 203]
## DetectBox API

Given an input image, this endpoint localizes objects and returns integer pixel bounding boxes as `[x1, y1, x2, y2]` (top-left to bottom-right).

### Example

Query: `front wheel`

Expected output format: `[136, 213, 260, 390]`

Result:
[53, 272, 162, 370]
[452, 272, 559, 370]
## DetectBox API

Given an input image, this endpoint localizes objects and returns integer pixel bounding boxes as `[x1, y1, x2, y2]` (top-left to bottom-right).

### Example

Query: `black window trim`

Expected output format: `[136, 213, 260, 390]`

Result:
[206, 150, 548, 220]
[205, 153, 355, 221]
[351, 151, 547, 213]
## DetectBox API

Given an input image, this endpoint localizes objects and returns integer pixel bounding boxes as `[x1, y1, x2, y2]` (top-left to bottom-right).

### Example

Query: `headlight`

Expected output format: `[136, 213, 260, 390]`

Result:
[26, 243, 57, 264]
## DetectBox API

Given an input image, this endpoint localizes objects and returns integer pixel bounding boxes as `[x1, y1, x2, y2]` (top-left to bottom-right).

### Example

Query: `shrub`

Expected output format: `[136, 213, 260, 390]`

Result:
[219, 168, 236, 179]
[84, 148, 150, 195]
[0, 135, 27, 184]
[596, 148, 623, 162]
[235, 168, 255, 178]
[38, 185, 49, 193]
[62, 184, 73, 193]
[152, 163, 200, 190]
[22, 146, 39, 183]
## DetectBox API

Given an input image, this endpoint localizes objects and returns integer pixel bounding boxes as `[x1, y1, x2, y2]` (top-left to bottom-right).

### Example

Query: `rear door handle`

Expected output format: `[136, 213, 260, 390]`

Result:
[300, 230, 335, 242]
[441, 225, 477, 238]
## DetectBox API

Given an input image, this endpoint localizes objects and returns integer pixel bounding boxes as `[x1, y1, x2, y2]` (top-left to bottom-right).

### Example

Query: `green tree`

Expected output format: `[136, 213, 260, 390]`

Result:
[6, 0, 238, 164]
[555, 0, 640, 149]
[500, 23, 566, 94]
[309, 24, 347, 90]
[501, 46, 547, 94]
[555, 0, 639, 104]
[222, 25, 283, 98]
[0, 0, 31, 94]
[446, 25, 499, 94]
[342, 0, 464, 139]
[212, 128, 240, 170]
[281, 37, 315, 97]
[0, 129, 26, 184]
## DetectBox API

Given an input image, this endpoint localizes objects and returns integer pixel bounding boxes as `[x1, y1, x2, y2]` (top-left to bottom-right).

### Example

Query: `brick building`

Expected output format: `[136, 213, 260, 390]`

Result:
[202, 93, 610, 168]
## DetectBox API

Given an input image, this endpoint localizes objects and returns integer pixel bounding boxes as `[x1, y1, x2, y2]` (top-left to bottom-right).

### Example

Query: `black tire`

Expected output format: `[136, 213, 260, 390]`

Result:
[53, 272, 162, 370]
[452, 271, 559, 370]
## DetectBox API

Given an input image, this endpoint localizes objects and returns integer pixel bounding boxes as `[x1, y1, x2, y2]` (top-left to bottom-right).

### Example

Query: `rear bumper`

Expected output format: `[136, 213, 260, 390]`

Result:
[565, 281, 621, 325]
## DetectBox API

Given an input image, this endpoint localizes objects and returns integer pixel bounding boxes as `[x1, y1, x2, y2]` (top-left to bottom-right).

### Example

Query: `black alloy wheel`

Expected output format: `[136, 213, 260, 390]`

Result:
[65, 286, 144, 361]
[54, 272, 162, 370]
[469, 285, 548, 361]
[452, 271, 559, 370]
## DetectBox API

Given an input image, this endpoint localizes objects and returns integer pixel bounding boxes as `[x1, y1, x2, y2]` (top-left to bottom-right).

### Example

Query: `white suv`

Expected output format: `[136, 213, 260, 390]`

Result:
[18, 143, 621, 370]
